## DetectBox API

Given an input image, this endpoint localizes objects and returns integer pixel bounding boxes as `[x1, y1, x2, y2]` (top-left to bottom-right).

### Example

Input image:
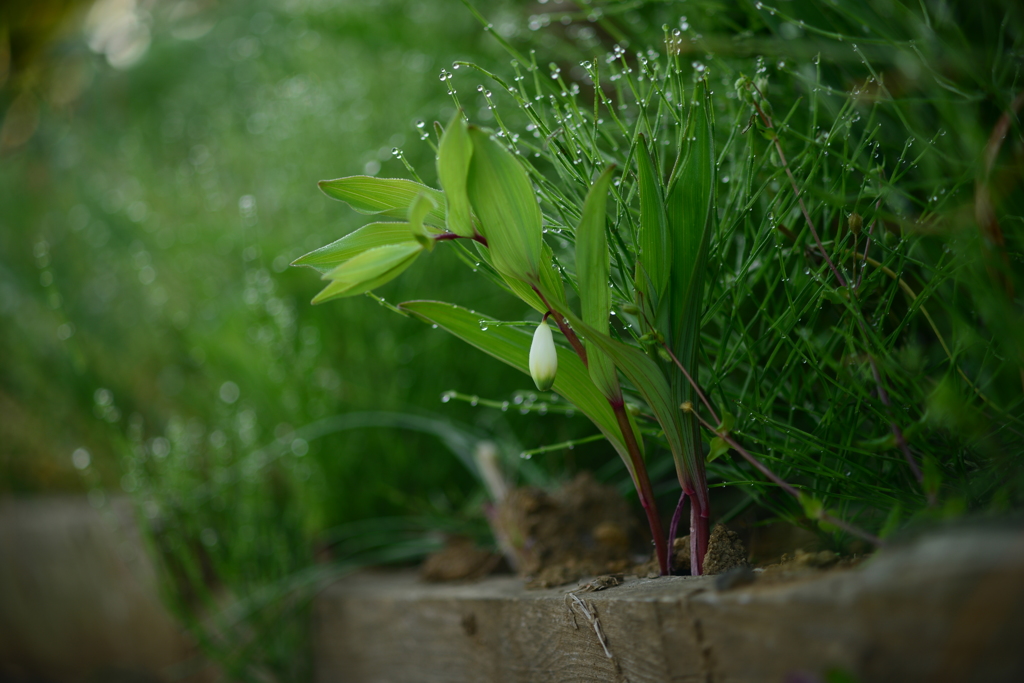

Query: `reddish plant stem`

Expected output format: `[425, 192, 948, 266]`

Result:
[656, 347, 713, 575]
[690, 497, 708, 575]
[433, 232, 489, 247]
[667, 489, 709, 575]
[749, 95, 847, 289]
[533, 287, 588, 365]
[533, 286, 668, 574]
[548, 310, 588, 365]
[667, 490, 687, 571]
[666, 340, 882, 547]
[868, 356, 924, 485]
[612, 399, 669, 576]
[683, 404, 883, 547]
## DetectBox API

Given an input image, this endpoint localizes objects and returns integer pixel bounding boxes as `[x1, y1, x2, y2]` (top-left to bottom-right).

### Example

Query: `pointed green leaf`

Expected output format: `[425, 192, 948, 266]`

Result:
[397, 300, 636, 480]
[408, 192, 438, 249]
[576, 166, 615, 334]
[661, 78, 716, 511]
[575, 166, 621, 402]
[635, 137, 671, 314]
[436, 114, 475, 238]
[666, 78, 715, 359]
[318, 176, 446, 226]
[292, 222, 418, 274]
[466, 127, 542, 282]
[312, 243, 421, 303]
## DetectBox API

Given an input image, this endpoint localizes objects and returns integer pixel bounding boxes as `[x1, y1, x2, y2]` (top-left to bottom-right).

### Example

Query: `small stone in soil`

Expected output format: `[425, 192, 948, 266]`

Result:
[702, 524, 749, 575]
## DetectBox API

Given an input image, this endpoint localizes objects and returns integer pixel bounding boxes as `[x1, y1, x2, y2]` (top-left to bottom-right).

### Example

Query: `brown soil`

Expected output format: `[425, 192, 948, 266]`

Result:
[420, 473, 776, 587]
[493, 472, 639, 588]
[418, 469, 868, 588]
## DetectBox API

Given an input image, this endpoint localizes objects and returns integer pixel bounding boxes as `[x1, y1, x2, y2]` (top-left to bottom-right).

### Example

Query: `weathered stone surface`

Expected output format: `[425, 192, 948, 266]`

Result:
[0, 496, 214, 682]
[313, 527, 1024, 683]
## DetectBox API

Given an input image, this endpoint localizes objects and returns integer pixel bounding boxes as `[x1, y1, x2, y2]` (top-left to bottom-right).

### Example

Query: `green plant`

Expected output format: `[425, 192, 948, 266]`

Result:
[297, 0, 1024, 577]
[296, 84, 722, 574]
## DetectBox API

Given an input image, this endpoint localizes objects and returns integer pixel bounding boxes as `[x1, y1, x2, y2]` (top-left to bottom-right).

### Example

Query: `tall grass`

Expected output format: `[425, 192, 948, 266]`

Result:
[436, 0, 1022, 544]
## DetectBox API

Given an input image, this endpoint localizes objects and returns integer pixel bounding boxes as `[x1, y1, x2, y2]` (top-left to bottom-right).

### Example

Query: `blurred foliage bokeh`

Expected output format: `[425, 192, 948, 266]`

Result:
[1, 0, 598, 514]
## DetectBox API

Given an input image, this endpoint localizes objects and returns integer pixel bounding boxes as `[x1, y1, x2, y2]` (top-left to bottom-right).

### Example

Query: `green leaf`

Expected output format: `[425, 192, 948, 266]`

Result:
[408, 192, 437, 249]
[634, 137, 671, 317]
[397, 300, 636, 479]
[436, 114, 475, 238]
[292, 222, 418, 274]
[312, 243, 421, 303]
[661, 78, 716, 510]
[466, 127, 542, 282]
[575, 165, 621, 402]
[707, 436, 730, 463]
[318, 176, 446, 226]
[665, 78, 715, 359]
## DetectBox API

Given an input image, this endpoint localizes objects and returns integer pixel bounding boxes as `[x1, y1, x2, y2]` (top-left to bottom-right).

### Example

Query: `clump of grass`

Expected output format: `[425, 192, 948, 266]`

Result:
[451, 0, 1024, 540]
[298, 0, 1024, 572]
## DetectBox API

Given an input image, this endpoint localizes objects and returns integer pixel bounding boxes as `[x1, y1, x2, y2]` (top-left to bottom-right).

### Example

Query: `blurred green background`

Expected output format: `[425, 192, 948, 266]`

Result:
[1, 0, 613, 526]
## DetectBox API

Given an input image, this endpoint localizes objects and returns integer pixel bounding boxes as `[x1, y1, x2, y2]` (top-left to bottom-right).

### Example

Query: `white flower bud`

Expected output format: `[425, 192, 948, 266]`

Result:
[529, 321, 558, 391]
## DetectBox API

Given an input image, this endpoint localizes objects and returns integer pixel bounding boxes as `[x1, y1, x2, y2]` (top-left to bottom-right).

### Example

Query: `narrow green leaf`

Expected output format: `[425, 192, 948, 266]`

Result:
[662, 78, 716, 510]
[312, 243, 421, 303]
[436, 114, 475, 238]
[576, 166, 615, 334]
[318, 176, 446, 226]
[466, 127, 542, 282]
[635, 137, 671, 316]
[397, 300, 635, 479]
[292, 222, 418, 274]
[575, 166, 620, 402]
[666, 78, 715, 358]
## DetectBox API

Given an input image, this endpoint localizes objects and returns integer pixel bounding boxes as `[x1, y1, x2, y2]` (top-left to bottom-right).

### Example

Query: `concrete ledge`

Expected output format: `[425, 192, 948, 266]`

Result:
[313, 528, 1024, 683]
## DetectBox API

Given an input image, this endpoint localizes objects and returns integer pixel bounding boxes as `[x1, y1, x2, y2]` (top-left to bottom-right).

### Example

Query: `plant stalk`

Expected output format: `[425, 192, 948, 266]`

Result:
[433, 232, 488, 247]
[683, 404, 883, 547]
[690, 495, 708, 575]
[667, 490, 686, 571]
[612, 399, 669, 575]
[533, 285, 667, 574]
